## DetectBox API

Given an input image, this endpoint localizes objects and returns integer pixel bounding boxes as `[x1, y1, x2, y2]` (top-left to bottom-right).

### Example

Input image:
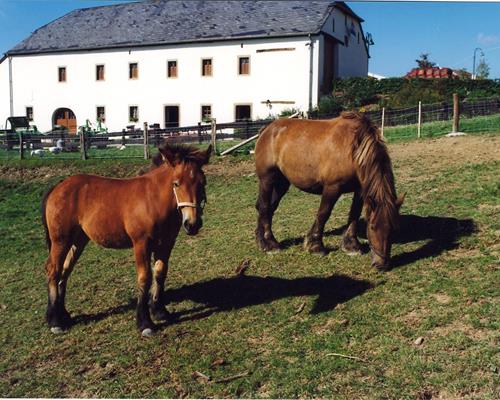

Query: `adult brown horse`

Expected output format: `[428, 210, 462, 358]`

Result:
[255, 112, 404, 271]
[42, 143, 211, 337]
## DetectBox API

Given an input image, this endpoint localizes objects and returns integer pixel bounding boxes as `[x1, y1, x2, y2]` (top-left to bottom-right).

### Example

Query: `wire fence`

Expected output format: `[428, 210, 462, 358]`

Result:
[1, 96, 499, 160]
[314, 96, 500, 141]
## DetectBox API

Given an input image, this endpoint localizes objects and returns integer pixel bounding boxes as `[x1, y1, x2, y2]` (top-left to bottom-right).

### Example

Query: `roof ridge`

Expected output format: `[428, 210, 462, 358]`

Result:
[7, 0, 355, 56]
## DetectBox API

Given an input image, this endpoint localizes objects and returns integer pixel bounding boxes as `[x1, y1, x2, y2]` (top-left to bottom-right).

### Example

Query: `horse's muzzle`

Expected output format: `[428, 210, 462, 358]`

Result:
[183, 219, 202, 235]
[371, 258, 391, 272]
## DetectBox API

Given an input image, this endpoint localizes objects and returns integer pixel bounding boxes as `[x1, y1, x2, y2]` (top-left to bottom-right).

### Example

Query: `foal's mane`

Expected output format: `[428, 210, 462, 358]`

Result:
[151, 142, 206, 169]
[342, 111, 399, 228]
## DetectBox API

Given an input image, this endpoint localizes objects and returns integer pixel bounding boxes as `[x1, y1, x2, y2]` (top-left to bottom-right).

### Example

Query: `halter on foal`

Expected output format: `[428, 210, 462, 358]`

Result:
[42, 143, 211, 336]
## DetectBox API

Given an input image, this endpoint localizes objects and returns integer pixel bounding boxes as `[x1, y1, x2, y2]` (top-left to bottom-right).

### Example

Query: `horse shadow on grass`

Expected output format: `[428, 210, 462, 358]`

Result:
[71, 214, 475, 328]
[71, 273, 374, 328]
[280, 214, 477, 270]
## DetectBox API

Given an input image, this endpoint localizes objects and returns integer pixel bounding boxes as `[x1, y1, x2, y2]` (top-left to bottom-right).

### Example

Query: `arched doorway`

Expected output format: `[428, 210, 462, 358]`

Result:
[52, 108, 77, 134]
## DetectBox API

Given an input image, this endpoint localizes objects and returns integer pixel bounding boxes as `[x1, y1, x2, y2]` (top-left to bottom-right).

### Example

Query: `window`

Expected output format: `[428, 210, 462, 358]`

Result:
[238, 56, 250, 75]
[96, 106, 105, 122]
[202, 58, 212, 76]
[129, 106, 139, 122]
[167, 60, 177, 78]
[26, 107, 34, 121]
[332, 18, 335, 32]
[201, 105, 212, 122]
[164, 106, 179, 128]
[344, 35, 349, 47]
[96, 65, 105, 81]
[58, 67, 66, 82]
[235, 105, 251, 121]
[129, 62, 138, 79]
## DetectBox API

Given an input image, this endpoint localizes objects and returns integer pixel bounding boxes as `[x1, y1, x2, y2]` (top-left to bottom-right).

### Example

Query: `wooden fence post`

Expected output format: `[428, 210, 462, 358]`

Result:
[79, 130, 87, 160]
[452, 93, 460, 133]
[19, 132, 24, 160]
[381, 107, 385, 138]
[210, 118, 217, 154]
[143, 122, 149, 160]
[417, 101, 422, 138]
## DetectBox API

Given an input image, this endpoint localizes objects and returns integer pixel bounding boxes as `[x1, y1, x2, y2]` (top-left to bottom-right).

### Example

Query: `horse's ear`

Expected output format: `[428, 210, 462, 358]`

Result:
[396, 192, 406, 210]
[159, 146, 177, 166]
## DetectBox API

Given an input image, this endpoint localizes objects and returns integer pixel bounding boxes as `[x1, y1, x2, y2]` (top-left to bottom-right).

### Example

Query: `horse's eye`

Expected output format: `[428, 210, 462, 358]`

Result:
[173, 181, 180, 188]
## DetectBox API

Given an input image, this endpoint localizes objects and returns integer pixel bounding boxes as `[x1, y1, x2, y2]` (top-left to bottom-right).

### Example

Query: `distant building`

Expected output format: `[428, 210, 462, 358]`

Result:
[368, 72, 386, 80]
[0, 0, 370, 133]
[405, 67, 471, 80]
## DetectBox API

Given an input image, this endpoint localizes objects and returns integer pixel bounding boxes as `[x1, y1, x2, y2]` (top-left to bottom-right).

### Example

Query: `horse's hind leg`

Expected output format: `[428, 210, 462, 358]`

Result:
[256, 171, 289, 251]
[304, 185, 341, 255]
[342, 190, 363, 255]
[57, 230, 89, 323]
[133, 240, 155, 336]
[46, 241, 71, 332]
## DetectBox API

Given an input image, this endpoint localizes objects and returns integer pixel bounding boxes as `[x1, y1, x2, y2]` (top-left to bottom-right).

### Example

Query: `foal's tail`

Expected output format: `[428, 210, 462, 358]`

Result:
[41, 185, 57, 251]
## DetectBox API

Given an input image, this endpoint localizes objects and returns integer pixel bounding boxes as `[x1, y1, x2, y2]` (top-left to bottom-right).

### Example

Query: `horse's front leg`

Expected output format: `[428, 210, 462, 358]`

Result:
[342, 190, 364, 255]
[150, 238, 176, 322]
[304, 185, 340, 255]
[133, 240, 155, 337]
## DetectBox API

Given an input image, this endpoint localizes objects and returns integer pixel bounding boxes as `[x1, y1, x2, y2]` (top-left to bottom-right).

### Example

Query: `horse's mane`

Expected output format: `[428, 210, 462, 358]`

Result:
[341, 111, 399, 228]
[151, 142, 207, 169]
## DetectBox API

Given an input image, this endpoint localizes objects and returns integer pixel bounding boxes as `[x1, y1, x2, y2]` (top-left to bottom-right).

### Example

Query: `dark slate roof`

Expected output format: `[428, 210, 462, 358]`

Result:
[7, 1, 360, 55]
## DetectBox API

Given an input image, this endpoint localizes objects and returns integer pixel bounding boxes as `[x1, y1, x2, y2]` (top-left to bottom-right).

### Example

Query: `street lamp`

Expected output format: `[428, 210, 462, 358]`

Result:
[473, 47, 484, 79]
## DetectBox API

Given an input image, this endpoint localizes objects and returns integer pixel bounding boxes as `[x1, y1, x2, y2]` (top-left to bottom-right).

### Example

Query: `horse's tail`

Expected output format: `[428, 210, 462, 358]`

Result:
[41, 185, 57, 251]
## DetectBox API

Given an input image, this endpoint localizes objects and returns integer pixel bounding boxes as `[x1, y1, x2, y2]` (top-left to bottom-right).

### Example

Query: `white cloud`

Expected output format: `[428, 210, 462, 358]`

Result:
[477, 33, 500, 46]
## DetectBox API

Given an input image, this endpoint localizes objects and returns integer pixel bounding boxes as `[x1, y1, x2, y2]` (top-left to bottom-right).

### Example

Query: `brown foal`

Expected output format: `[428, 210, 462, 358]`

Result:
[42, 143, 211, 336]
[254, 112, 404, 270]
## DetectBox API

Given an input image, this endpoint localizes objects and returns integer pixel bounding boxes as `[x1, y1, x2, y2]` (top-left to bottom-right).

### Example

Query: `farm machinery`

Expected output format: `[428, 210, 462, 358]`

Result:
[0, 116, 41, 150]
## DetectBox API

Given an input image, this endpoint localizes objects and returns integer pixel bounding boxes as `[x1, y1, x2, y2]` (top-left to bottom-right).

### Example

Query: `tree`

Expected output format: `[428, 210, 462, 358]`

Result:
[475, 58, 490, 79]
[415, 53, 436, 69]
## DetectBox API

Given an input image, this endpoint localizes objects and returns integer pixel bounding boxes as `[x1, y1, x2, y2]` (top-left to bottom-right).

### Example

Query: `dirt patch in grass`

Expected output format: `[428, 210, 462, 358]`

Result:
[1, 134, 498, 183]
[390, 134, 500, 181]
[430, 320, 494, 342]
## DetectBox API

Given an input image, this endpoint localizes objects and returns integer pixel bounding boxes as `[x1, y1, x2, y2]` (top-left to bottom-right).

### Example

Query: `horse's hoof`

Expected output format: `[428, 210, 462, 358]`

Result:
[306, 243, 327, 255]
[141, 328, 154, 337]
[373, 264, 391, 272]
[50, 327, 64, 335]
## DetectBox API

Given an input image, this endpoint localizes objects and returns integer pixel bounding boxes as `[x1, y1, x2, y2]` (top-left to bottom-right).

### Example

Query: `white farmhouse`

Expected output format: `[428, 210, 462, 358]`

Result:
[0, 0, 369, 133]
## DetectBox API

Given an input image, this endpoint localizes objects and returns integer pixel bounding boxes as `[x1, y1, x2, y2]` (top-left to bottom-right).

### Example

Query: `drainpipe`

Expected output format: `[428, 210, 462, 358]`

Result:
[8, 56, 14, 117]
[307, 34, 314, 113]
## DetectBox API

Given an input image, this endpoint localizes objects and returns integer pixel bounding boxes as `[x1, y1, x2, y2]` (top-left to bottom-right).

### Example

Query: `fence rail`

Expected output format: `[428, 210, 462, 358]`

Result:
[0, 119, 271, 160]
[1, 96, 499, 160]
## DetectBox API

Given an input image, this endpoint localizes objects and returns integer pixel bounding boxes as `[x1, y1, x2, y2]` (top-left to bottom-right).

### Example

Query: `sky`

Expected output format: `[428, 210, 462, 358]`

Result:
[0, 0, 499, 78]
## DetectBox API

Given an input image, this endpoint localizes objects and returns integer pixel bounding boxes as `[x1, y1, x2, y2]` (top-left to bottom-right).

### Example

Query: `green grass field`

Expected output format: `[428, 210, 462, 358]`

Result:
[0, 134, 498, 398]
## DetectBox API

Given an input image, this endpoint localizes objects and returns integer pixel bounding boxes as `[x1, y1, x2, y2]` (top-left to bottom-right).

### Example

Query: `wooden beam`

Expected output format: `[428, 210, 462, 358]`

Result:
[220, 134, 259, 156]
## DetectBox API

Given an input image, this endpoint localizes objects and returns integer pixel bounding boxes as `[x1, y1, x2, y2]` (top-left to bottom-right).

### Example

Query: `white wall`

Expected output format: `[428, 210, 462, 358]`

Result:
[321, 9, 368, 78]
[7, 36, 319, 132]
[0, 59, 9, 129]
